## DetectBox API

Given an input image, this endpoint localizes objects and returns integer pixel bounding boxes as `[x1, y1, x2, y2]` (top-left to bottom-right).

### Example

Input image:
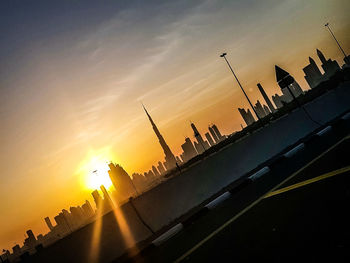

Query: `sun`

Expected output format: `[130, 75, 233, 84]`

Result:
[86, 160, 113, 190]
[77, 151, 114, 191]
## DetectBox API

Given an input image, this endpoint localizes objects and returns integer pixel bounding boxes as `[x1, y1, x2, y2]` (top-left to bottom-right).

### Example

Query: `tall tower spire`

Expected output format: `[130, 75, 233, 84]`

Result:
[142, 104, 176, 170]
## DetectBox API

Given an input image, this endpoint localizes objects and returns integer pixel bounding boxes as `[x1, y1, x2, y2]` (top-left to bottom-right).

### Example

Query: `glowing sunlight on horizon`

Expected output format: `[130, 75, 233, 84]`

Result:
[77, 150, 115, 191]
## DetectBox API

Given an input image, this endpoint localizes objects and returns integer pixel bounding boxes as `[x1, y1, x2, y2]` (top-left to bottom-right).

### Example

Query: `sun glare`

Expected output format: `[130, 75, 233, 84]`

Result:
[78, 153, 114, 191]
[87, 161, 113, 190]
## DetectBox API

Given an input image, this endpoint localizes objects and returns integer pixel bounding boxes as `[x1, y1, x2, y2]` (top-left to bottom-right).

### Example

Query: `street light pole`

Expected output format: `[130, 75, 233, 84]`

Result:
[220, 53, 261, 122]
[325, 23, 347, 58]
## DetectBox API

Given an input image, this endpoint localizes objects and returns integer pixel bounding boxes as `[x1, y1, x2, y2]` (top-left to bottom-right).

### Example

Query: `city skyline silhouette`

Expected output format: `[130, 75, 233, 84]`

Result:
[3, 42, 349, 260]
[1, 0, 350, 259]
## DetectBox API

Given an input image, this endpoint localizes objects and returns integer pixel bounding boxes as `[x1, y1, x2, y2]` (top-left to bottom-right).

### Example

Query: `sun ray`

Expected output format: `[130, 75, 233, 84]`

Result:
[88, 197, 103, 263]
[109, 197, 136, 250]
[77, 150, 115, 191]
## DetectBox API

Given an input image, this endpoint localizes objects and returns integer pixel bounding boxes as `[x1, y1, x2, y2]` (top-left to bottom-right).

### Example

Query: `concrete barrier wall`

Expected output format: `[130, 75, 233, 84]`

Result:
[132, 83, 350, 231]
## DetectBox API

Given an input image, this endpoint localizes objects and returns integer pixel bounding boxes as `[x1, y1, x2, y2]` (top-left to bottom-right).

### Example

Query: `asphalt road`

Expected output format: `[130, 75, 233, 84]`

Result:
[179, 137, 350, 263]
[119, 116, 350, 263]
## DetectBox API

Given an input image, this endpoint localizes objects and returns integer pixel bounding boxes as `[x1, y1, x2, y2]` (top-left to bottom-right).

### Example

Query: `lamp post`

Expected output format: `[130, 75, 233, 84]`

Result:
[325, 23, 347, 59]
[220, 52, 261, 122]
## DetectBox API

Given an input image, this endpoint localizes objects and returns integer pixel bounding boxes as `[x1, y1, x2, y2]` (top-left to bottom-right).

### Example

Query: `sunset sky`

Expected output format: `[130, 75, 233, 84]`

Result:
[1, 0, 349, 251]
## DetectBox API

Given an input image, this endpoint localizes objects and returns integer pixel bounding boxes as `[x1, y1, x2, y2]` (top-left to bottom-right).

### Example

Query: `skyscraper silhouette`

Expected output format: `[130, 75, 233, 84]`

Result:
[317, 49, 340, 79]
[317, 49, 327, 64]
[205, 132, 215, 146]
[211, 124, 224, 141]
[24, 229, 37, 250]
[145, 169, 155, 179]
[45, 217, 54, 231]
[81, 200, 94, 218]
[92, 190, 103, 210]
[100, 185, 114, 210]
[69, 206, 84, 227]
[191, 122, 209, 153]
[152, 165, 160, 177]
[54, 211, 71, 235]
[291, 81, 303, 97]
[272, 94, 283, 109]
[303, 57, 323, 89]
[157, 161, 166, 175]
[180, 137, 198, 162]
[24, 230, 37, 249]
[238, 108, 255, 126]
[257, 83, 276, 113]
[12, 245, 21, 257]
[254, 100, 267, 119]
[108, 163, 135, 204]
[143, 105, 177, 170]
[263, 104, 271, 115]
[208, 126, 220, 143]
[24, 230, 37, 248]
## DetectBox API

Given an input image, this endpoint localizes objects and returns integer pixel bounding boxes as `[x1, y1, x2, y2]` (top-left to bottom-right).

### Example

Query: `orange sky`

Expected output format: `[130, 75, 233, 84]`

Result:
[1, 0, 349, 251]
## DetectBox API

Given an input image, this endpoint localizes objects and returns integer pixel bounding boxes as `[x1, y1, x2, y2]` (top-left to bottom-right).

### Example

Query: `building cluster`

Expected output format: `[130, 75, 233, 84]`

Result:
[2, 200, 95, 262]
[91, 185, 114, 214]
[191, 123, 226, 153]
[238, 49, 342, 127]
[136, 104, 226, 188]
[102, 119, 226, 201]
[131, 166, 163, 194]
[51, 200, 95, 237]
[303, 49, 340, 88]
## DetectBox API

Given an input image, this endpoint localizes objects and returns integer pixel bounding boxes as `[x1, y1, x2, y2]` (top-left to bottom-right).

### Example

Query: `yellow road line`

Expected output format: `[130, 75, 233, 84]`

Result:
[174, 135, 350, 263]
[264, 165, 350, 198]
